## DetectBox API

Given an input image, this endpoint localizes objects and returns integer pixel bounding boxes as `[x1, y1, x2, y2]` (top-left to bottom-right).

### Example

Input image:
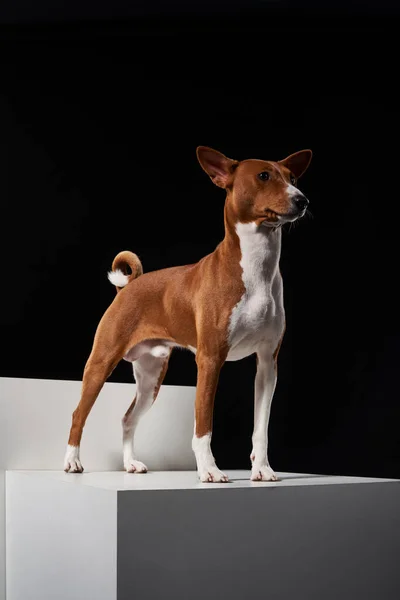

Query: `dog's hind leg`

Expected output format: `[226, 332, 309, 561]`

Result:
[64, 348, 121, 473]
[122, 350, 170, 473]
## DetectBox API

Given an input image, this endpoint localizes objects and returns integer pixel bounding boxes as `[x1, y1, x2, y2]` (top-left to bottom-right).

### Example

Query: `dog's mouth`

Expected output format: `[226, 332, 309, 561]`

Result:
[261, 208, 306, 226]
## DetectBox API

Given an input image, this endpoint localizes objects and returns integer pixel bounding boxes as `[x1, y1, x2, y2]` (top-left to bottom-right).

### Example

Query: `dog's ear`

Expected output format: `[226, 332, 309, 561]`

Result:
[279, 149, 312, 178]
[196, 146, 238, 188]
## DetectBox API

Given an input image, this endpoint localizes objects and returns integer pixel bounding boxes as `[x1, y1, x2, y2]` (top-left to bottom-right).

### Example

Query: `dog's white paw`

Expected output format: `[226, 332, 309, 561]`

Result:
[125, 459, 148, 474]
[251, 465, 279, 482]
[64, 459, 84, 473]
[198, 466, 229, 483]
[64, 445, 84, 473]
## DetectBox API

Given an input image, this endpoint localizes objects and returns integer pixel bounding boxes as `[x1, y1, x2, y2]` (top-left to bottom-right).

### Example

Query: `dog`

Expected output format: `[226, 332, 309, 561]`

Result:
[64, 146, 312, 482]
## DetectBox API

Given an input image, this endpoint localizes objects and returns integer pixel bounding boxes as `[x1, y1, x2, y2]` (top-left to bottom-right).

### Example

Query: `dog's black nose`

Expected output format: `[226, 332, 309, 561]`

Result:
[293, 195, 309, 212]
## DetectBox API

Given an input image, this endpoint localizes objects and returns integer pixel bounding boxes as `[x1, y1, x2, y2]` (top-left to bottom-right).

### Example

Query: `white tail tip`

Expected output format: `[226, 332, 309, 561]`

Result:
[107, 269, 129, 288]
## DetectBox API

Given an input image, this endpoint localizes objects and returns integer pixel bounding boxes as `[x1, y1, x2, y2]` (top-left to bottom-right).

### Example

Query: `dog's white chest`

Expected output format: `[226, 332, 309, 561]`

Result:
[226, 223, 285, 361]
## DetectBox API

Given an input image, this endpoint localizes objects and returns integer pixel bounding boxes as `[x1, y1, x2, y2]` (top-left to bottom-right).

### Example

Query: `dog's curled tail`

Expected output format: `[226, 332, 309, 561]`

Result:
[107, 251, 143, 293]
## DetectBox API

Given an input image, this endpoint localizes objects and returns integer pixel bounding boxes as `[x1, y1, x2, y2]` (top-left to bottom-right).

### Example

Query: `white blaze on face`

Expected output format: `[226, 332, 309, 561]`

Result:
[286, 183, 302, 199]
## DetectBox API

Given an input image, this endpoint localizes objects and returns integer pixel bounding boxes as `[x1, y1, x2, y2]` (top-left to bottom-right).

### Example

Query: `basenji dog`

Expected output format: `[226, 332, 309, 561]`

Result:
[64, 146, 312, 482]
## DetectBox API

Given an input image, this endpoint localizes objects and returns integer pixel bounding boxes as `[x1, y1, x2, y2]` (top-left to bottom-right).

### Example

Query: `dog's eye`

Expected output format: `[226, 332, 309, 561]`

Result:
[258, 172, 270, 181]
[290, 174, 297, 186]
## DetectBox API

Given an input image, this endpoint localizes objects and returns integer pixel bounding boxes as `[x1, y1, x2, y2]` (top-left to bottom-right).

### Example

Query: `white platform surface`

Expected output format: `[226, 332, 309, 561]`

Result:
[10, 469, 398, 490]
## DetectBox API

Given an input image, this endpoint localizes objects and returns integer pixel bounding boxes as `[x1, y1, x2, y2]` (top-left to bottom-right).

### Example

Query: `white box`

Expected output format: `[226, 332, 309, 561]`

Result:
[6, 470, 400, 600]
[0, 377, 196, 600]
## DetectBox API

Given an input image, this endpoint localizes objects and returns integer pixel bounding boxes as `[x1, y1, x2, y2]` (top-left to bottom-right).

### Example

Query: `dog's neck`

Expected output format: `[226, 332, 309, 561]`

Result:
[219, 199, 282, 280]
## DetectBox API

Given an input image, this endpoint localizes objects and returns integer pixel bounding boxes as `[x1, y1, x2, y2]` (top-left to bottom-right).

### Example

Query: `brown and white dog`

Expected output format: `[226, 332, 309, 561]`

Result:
[64, 146, 312, 482]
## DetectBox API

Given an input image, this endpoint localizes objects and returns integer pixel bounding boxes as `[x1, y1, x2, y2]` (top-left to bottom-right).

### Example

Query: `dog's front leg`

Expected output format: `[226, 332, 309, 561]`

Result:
[192, 352, 229, 483]
[250, 348, 279, 481]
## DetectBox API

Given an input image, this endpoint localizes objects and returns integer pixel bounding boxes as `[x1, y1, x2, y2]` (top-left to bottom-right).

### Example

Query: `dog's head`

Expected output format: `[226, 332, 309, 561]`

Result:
[196, 146, 312, 227]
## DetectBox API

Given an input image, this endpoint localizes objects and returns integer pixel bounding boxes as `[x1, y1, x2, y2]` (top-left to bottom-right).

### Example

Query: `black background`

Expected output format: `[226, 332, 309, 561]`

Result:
[1, 1, 400, 478]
